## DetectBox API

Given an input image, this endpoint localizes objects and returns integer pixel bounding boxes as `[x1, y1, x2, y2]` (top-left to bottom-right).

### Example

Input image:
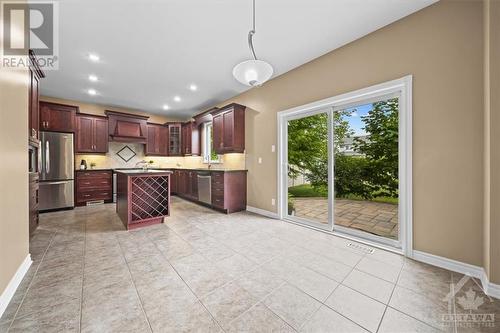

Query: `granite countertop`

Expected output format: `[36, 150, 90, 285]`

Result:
[76, 167, 247, 172]
[114, 169, 173, 175]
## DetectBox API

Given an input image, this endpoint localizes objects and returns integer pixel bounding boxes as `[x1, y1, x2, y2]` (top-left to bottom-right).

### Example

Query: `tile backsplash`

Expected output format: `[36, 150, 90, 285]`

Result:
[75, 142, 246, 170]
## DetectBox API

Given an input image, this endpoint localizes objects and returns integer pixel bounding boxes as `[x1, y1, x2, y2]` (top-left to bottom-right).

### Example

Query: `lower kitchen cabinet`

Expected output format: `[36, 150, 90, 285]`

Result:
[173, 170, 198, 200]
[76, 170, 113, 206]
[29, 172, 39, 236]
[171, 169, 247, 213]
[210, 171, 246, 213]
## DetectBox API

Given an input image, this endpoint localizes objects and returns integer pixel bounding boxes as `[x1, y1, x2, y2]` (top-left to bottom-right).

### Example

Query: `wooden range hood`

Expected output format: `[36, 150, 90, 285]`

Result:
[105, 110, 149, 143]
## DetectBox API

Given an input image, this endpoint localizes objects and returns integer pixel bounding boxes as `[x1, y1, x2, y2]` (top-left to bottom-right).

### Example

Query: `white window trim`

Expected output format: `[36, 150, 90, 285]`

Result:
[277, 75, 413, 257]
[202, 122, 221, 164]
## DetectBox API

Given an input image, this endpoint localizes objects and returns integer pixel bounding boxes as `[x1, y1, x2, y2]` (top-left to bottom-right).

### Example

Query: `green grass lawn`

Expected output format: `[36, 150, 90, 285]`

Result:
[288, 184, 398, 204]
[288, 184, 327, 197]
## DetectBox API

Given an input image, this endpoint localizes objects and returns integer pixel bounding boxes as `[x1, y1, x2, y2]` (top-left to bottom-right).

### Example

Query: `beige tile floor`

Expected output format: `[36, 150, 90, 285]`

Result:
[0, 197, 499, 332]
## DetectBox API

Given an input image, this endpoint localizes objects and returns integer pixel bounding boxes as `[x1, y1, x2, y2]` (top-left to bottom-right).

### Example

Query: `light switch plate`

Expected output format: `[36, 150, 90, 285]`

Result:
[271, 145, 275, 152]
[258, 157, 262, 164]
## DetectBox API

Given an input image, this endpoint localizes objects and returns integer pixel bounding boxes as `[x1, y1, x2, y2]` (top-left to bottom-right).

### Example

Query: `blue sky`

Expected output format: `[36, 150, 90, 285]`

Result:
[343, 103, 372, 136]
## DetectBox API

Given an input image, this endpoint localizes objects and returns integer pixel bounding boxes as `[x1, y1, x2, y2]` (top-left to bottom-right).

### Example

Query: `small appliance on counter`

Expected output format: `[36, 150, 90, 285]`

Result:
[39, 132, 75, 211]
[80, 159, 87, 170]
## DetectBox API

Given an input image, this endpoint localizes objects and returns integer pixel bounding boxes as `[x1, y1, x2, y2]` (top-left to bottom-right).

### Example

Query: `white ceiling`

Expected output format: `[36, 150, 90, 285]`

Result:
[41, 0, 436, 118]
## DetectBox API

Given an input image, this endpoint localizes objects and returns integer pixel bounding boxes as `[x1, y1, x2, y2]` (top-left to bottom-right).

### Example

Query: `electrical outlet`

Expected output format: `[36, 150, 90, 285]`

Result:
[271, 198, 275, 206]
[271, 145, 275, 152]
[258, 157, 262, 164]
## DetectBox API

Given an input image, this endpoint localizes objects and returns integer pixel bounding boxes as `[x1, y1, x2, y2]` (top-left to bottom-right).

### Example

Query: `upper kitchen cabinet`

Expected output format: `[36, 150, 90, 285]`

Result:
[105, 110, 149, 143]
[76, 113, 109, 153]
[39, 101, 77, 133]
[28, 50, 45, 146]
[182, 121, 200, 156]
[211, 103, 245, 154]
[145, 123, 168, 156]
[166, 122, 182, 156]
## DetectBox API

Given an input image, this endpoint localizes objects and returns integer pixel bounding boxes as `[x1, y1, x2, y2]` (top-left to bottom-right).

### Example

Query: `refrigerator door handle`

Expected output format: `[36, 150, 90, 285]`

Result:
[40, 181, 70, 185]
[45, 140, 50, 174]
[37, 140, 42, 173]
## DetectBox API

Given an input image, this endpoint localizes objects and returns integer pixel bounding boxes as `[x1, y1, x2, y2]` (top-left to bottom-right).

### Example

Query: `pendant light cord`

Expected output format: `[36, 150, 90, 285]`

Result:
[248, 0, 257, 60]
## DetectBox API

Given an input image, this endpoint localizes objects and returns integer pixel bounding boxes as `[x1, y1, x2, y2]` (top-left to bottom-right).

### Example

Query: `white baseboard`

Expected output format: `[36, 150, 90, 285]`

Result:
[246, 206, 279, 219]
[412, 250, 500, 299]
[0, 254, 32, 318]
[481, 270, 500, 300]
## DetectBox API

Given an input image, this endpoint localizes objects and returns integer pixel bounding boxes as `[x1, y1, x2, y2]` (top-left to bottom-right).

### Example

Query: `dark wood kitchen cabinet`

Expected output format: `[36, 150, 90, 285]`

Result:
[166, 122, 182, 156]
[170, 170, 180, 194]
[182, 121, 200, 156]
[211, 103, 245, 154]
[28, 50, 44, 146]
[76, 170, 113, 206]
[145, 123, 168, 156]
[40, 101, 77, 132]
[182, 122, 192, 156]
[211, 171, 247, 213]
[170, 168, 247, 213]
[29, 172, 39, 236]
[76, 114, 108, 153]
[175, 170, 198, 200]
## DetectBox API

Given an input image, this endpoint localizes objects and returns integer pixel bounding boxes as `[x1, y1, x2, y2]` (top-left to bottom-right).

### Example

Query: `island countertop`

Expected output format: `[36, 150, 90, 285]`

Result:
[114, 169, 173, 176]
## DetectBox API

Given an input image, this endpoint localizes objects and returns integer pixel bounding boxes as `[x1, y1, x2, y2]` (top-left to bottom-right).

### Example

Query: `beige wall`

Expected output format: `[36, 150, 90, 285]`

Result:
[0, 33, 30, 292]
[216, 1, 486, 267]
[484, 0, 500, 284]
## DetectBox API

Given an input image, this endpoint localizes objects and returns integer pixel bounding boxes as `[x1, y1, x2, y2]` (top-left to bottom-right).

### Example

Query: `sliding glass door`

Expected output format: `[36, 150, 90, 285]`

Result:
[332, 97, 399, 246]
[281, 86, 406, 250]
[285, 110, 333, 230]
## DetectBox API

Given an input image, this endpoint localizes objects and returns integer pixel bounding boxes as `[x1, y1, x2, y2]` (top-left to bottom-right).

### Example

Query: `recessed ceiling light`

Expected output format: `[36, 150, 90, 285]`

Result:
[88, 89, 97, 96]
[189, 84, 197, 91]
[162, 104, 169, 110]
[173, 96, 181, 102]
[88, 53, 100, 62]
[88, 74, 98, 82]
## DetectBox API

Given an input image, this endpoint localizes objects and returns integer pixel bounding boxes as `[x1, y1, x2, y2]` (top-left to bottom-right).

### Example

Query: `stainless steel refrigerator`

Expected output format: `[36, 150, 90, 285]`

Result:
[39, 132, 74, 211]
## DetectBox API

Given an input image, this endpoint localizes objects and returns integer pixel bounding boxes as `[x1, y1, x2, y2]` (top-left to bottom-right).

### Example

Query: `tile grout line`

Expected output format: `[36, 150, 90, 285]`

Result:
[146, 224, 227, 333]
[115, 234, 154, 333]
[223, 281, 297, 332]
[78, 215, 87, 333]
[378, 259, 446, 332]
[375, 251, 405, 333]
[451, 272, 458, 333]
[6, 230, 57, 332]
[297, 256, 370, 333]
[170, 208, 376, 332]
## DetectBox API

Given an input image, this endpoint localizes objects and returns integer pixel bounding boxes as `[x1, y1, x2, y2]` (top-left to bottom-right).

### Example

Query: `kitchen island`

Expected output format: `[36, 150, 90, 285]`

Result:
[115, 169, 172, 230]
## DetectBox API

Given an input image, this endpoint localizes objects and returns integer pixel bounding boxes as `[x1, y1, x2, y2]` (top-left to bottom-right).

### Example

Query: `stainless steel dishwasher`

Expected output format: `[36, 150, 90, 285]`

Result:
[197, 172, 211, 205]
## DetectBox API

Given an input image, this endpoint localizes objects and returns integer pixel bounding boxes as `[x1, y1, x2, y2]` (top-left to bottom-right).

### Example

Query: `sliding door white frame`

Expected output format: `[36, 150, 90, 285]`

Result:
[279, 107, 334, 231]
[277, 75, 413, 256]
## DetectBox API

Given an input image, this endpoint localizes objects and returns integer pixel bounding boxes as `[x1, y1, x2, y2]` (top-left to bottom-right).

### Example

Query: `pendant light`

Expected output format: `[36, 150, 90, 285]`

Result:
[232, 0, 273, 87]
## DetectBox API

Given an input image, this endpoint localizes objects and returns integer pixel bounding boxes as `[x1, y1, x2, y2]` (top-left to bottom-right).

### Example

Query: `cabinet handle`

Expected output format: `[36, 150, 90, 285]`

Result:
[101, 181, 108, 184]
[83, 194, 91, 197]
[83, 182, 90, 185]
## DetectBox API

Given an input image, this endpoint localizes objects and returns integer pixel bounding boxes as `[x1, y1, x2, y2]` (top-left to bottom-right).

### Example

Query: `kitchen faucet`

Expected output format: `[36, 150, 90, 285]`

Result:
[135, 160, 149, 170]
